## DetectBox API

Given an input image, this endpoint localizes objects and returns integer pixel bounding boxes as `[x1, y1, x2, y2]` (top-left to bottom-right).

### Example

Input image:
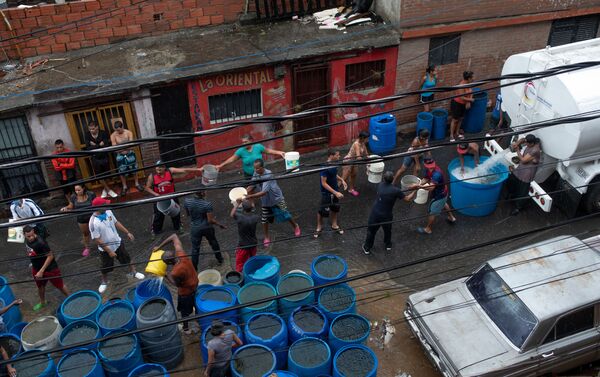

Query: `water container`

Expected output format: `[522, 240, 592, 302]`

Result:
[197, 269, 222, 286]
[60, 290, 102, 325]
[197, 283, 213, 294]
[202, 164, 219, 186]
[12, 350, 56, 377]
[245, 313, 288, 369]
[0, 333, 22, 361]
[145, 249, 167, 277]
[400, 175, 421, 193]
[98, 331, 143, 377]
[133, 279, 173, 310]
[8, 322, 27, 337]
[288, 337, 331, 377]
[223, 271, 244, 287]
[431, 108, 448, 140]
[277, 273, 315, 319]
[58, 349, 105, 377]
[237, 282, 277, 323]
[59, 320, 101, 352]
[243, 256, 281, 287]
[97, 300, 136, 335]
[462, 89, 488, 134]
[311, 255, 348, 289]
[156, 199, 180, 217]
[414, 188, 429, 204]
[0, 298, 21, 331]
[328, 314, 370, 353]
[416, 112, 433, 138]
[125, 288, 136, 305]
[200, 320, 243, 364]
[288, 305, 328, 343]
[0, 277, 15, 305]
[332, 344, 378, 377]
[231, 344, 276, 377]
[366, 155, 385, 184]
[229, 187, 247, 206]
[368, 114, 397, 154]
[195, 287, 238, 330]
[284, 152, 300, 171]
[136, 297, 183, 369]
[448, 155, 509, 216]
[21, 316, 62, 351]
[271, 372, 298, 377]
[222, 284, 241, 298]
[317, 284, 356, 322]
[128, 363, 169, 377]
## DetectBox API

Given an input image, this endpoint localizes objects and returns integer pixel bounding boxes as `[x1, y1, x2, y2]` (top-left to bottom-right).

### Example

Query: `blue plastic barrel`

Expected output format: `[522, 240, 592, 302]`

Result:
[60, 290, 102, 325]
[200, 320, 243, 364]
[59, 320, 101, 352]
[0, 298, 21, 332]
[133, 279, 173, 310]
[245, 313, 288, 370]
[328, 314, 370, 353]
[195, 286, 238, 330]
[222, 284, 240, 299]
[368, 114, 397, 154]
[277, 273, 315, 318]
[58, 349, 105, 377]
[416, 112, 433, 138]
[0, 333, 22, 359]
[243, 256, 280, 287]
[288, 337, 331, 377]
[448, 155, 509, 216]
[124, 288, 136, 305]
[271, 372, 298, 377]
[0, 277, 15, 304]
[231, 344, 276, 377]
[128, 363, 169, 377]
[12, 350, 56, 377]
[197, 284, 213, 297]
[462, 89, 488, 133]
[8, 322, 27, 337]
[431, 108, 448, 140]
[333, 344, 378, 377]
[96, 300, 136, 335]
[311, 255, 347, 289]
[237, 282, 278, 323]
[288, 305, 328, 343]
[98, 331, 143, 377]
[317, 284, 356, 322]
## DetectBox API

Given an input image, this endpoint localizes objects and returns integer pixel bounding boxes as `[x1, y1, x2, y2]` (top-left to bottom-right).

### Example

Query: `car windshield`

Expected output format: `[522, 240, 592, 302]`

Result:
[466, 264, 537, 348]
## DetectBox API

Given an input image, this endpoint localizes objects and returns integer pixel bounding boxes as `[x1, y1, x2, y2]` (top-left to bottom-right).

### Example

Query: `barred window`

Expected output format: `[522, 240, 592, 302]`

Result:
[208, 89, 263, 124]
[345, 60, 386, 91]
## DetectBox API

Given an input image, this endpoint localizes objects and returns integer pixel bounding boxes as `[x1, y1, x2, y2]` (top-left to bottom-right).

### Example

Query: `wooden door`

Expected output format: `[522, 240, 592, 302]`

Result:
[292, 63, 330, 148]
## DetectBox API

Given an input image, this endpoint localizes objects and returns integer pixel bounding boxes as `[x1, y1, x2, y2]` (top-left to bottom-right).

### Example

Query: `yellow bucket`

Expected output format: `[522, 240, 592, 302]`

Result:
[145, 249, 167, 277]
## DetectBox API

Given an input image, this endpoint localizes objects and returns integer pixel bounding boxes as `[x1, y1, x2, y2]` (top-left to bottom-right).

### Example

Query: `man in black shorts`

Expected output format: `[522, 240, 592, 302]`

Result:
[314, 149, 347, 238]
[85, 121, 117, 198]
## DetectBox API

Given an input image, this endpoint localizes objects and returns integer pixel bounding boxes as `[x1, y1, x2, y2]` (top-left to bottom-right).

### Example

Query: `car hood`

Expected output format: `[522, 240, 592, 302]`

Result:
[409, 281, 514, 375]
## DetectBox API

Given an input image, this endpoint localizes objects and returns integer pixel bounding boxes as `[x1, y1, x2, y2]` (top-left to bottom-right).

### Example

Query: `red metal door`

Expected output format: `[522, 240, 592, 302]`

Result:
[292, 63, 330, 148]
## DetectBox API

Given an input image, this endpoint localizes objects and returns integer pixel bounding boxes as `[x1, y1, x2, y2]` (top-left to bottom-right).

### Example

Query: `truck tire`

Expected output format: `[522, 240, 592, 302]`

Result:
[583, 180, 600, 213]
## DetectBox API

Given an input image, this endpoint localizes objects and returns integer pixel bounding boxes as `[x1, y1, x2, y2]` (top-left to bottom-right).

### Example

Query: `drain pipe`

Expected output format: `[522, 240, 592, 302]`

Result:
[0, 10, 22, 60]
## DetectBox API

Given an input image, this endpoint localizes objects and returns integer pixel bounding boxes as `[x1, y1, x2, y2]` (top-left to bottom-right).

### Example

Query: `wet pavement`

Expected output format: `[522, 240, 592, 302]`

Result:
[2, 134, 599, 376]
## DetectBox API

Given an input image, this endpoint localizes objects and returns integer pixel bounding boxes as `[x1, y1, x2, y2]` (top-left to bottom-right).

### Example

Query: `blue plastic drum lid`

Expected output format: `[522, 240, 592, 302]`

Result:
[195, 287, 238, 328]
[231, 344, 276, 377]
[128, 363, 169, 377]
[431, 108, 448, 141]
[98, 331, 143, 376]
[237, 282, 278, 323]
[271, 372, 298, 377]
[277, 273, 315, 317]
[311, 255, 348, 287]
[288, 305, 328, 343]
[60, 290, 102, 325]
[333, 344, 378, 377]
[245, 313, 288, 370]
[133, 279, 173, 310]
[58, 349, 104, 377]
[317, 284, 356, 322]
[462, 89, 488, 134]
[201, 320, 243, 364]
[96, 300, 136, 335]
[12, 351, 56, 377]
[328, 314, 371, 354]
[369, 114, 397, 155]
[416, 111, 433, 138]
[59, 320, 100, 351]
[448, 155, 509, 217]
[243, 256, 281, 287]
[287, 337, 332, 377]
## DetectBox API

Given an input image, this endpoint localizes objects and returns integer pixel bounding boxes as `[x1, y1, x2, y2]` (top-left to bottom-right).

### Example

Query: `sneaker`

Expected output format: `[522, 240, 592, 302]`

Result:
[33, 302, 48, 311]
[98, 283, 108, 294]
[386, 247, 392, 252]
[294, 226, 301, 237]
[362, 244, 371, 255]
[82, 248, 90, 257]
[132, 272, 145, 280]
[108, 189, 118, 198]
[101, 189, 108, 199]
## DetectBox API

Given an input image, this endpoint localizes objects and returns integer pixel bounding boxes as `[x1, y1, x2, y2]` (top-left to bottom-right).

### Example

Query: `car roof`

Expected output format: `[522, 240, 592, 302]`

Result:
[488, 235, 600, 320]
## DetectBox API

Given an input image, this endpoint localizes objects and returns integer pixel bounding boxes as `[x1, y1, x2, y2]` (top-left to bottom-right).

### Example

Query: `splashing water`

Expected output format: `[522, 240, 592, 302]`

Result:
[146, 277, 164, 295]
[452, 150, 509, 184]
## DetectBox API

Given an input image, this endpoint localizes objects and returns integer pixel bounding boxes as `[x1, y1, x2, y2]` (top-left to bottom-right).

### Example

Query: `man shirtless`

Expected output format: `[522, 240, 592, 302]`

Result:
[110, 121, 143, 195]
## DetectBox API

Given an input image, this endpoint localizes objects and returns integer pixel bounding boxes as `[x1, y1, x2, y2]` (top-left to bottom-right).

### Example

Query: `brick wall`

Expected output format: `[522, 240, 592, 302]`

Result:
[0, 0, 244, 59]
[393, 22, 551, 125]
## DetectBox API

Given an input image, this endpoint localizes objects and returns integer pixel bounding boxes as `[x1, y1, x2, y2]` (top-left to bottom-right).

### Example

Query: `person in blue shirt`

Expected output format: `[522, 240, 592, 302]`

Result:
[314, 149, 347, 238]
[419, 65, 437, 112]
[217, 134, 286, 178]
[417, 158, 456, 235]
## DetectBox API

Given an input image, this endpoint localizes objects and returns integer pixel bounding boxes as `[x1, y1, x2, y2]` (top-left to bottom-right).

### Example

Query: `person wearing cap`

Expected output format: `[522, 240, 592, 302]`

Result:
[155, 234, 199, 335]
[110, 121, 143, 196]
[507, 134, 541, 216]
[230, 199, 260, 272]
[341, 130, 370, 197]
[392, 129, 431, 185]
[144, 160, 204, 238]
[205, 320, 243, 377]
[456, 142, 480, 174]
[88, 197, 144, 294]
[417, 158, 456, 235]
[362, 171, 416, 255]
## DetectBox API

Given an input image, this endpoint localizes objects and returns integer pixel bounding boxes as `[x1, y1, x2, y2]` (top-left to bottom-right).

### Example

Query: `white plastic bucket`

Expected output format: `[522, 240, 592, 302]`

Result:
[288, 269, 307, 275]
[157, 199, 180, 217]
[202, 164, 218, 186]
[197, 269, 222, 286]
[400, 175, 421, 192]
[228, 187, 247, 205]
[21, 316, 62, 351]
[367, 155, 385, 184]
[414, 189, 429, 204]
[284, 152, 300, 171]
[7, 219, 24, 244]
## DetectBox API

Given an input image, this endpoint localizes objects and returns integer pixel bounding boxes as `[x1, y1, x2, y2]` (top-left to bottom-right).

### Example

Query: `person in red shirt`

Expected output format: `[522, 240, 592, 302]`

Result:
[158, 234, 199, 335]
[51, 139, 77, 204]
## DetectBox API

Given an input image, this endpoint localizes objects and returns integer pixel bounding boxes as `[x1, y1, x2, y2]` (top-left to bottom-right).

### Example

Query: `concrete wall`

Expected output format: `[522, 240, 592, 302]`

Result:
[132, 89, 161, 169]
[375, 0, 400, 26]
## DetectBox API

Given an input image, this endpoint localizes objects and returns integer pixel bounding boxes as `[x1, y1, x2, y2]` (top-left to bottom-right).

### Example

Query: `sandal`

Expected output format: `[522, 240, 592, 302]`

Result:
[120, 186, 128, 196]
[417, 227, 432, 235]
[135, 184, 145, 192]
[33, 302, 48, 311]
[313, 229, 322, 239]
[331, 226, 344, 235]
[446, 216, 457, 224]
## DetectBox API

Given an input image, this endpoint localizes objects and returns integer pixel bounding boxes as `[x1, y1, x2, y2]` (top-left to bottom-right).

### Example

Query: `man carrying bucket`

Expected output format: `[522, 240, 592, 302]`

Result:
[156, 234, 199, 335]
[417, 158, 457, 235]
[143, 160, 204, 238]
[245, 159, 301, 248]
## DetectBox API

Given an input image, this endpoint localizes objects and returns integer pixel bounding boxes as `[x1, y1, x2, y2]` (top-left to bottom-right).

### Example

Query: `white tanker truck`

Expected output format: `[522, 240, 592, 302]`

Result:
[485, 38, 600, 216]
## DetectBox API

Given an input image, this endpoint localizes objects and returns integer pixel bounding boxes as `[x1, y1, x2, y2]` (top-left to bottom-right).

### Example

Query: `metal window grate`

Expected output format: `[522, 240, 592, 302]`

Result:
[548, 15, 600, 47]
[208, 89, 263, 124]
[428, 34, 461, 66]
[254, 0, 351, 21]
[345, 60, 386, 91]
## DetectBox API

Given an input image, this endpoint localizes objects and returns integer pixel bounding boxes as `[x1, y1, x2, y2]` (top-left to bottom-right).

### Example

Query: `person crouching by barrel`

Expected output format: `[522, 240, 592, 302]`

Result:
[156, 234, 199, 335]
[143, 160, 204, 239]
[392, 129, 430, 185]
[315, 149, 347, 238]
[456, 142, 480, 174]
[341, 130, 369, 197]
[507, 134, 541, 216]
[416, 158, 457, 235]
[205, 320, 243, 377]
